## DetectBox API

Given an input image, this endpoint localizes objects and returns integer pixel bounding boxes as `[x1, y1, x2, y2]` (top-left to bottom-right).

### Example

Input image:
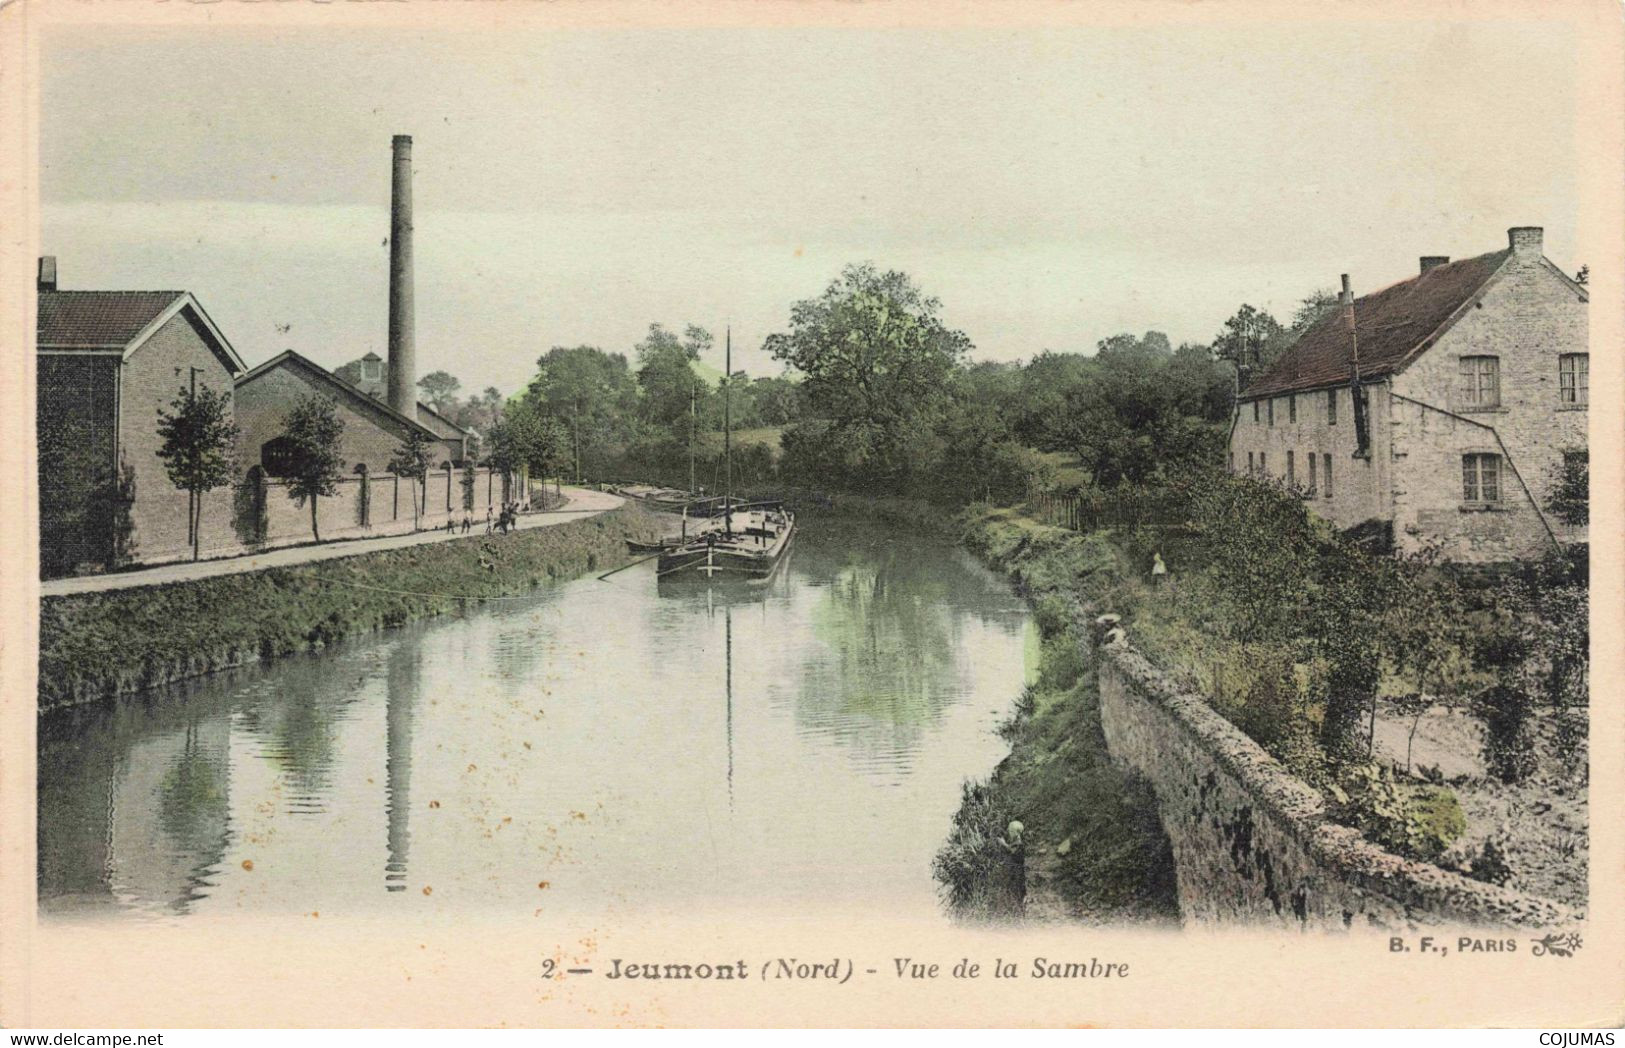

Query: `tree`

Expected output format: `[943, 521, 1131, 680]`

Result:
[1546, 450, 1588, 527]
[1212, 304, 1289, 377]
[417, 371, 462, 415]
[524, 345, 640, 479]
[765, 263, 971, 488]
[155, 385, 241, 561]
[279, 395, 345, 542]
[1384, 554, 1474, 772]
[634, 324, 713, 436]
[388, 427, 435, 529]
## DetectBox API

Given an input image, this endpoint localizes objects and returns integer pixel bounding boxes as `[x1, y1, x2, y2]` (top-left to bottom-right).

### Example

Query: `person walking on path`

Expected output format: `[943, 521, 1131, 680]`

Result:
[1151, 551, 1168, 586]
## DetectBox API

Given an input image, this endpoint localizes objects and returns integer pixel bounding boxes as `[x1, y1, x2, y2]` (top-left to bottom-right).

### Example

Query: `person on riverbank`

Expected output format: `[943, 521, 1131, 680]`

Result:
[999, 820, 1026, 916]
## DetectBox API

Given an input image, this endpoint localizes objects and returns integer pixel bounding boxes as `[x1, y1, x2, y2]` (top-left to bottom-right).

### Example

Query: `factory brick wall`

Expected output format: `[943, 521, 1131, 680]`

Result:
[1389, 253, 1587, 561]
[112, 464, 524, 569]
[234, 364, 453, 478]
[115, 312, 240, 569]
[37, 355, 120, 574]
[1092, 622, 1572, 930]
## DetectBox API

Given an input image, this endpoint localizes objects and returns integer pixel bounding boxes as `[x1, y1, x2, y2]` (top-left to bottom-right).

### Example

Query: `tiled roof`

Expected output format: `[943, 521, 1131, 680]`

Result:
[1242, 250, 1510, 398]
[37, 290, 185, 348]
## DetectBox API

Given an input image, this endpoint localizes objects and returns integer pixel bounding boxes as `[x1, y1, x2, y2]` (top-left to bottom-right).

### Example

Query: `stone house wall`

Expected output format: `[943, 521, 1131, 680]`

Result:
[1388, 252, 1587, 561]
[1229, 383, 1392, 531]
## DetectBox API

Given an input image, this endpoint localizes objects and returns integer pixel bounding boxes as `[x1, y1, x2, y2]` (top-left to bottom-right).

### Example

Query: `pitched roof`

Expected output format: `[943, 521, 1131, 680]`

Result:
[37, 290, 185, 348]
[237, 350, 439, 438]
[1242, 250, 1511, 399]
[416, 401, 473, 437]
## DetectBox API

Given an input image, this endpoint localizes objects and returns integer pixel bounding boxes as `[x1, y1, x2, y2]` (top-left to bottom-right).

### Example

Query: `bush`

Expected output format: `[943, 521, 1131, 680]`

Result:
[1327, 761, 1466, 862]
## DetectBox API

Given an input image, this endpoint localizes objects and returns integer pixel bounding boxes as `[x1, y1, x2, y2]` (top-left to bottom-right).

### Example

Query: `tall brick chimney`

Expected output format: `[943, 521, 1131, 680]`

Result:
[1339, 273, 1353, 305]
[386, 134, 416, 417]
[37, 256, 56, 292]
[1420, 256, 1449, 274]
[1508, 226, 1543, 256]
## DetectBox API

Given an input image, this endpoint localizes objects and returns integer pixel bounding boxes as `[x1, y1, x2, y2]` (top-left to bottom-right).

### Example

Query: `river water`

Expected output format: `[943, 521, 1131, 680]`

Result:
[38, 517, 1033, 925]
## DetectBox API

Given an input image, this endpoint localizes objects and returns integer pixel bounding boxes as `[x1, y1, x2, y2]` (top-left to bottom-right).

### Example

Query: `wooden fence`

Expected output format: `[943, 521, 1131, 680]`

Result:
[1029, 487, 1190, 531]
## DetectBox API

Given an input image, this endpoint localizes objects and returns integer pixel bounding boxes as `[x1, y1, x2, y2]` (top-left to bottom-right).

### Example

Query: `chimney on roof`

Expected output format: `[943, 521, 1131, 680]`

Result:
[37, 256, 56, 292]
[1420, 256, 1449, 274]
[386, 134, 416, 418]
[1508, 226, 1543, 256]
[1339, 273, 1352, 305]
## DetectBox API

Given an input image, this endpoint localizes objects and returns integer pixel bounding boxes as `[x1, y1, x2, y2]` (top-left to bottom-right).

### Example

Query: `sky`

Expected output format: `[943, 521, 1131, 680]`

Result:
[41, 20, 1580, 395]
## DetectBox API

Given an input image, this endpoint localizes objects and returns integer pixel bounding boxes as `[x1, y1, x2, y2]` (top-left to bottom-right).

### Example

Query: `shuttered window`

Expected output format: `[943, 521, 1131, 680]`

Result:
[1560, 354, 1588, 405]
[1462, 453, 1502, 502]
[1458, 356, 1501, 408]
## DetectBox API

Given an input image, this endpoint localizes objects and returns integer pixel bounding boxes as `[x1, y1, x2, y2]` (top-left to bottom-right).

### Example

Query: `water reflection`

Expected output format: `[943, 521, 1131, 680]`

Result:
[384, 641, 419, 891]
[40, 517, 1031, 922]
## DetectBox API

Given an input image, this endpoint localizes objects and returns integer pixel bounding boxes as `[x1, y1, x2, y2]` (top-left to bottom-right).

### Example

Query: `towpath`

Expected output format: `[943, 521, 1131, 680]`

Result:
[40, 485, 625, 597]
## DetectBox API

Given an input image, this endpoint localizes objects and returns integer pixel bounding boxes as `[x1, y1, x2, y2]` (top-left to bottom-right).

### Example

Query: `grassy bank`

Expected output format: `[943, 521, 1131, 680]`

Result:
[40, 507, 664, 712]
[935, 507, 1179, 924]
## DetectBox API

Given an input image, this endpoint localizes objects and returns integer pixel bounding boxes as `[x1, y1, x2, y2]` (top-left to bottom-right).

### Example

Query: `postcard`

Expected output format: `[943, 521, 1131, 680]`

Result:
[0, 0, 1620, 1029]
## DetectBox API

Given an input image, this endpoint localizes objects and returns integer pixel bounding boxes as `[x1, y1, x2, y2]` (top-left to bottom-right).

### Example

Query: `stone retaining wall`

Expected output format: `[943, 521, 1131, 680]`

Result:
[1091, 617, 1572, 930]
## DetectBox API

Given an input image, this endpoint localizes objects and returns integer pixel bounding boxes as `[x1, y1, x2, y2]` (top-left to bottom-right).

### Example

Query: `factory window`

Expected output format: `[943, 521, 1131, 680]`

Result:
[1458, 356, 1501, 409]
[1307, 453, 1317, 494]
[1327, 389, 1337, 425]
[1559, 354, 1589, 406]
[1267, 399, 1275, 427]
[1288, 394, 1297, 423]
[1252, 401, 1260, 424]
[1286, 450, 1295, 487]
[1462, 453, 1503, 503]
[1322, 454, 1333, 498]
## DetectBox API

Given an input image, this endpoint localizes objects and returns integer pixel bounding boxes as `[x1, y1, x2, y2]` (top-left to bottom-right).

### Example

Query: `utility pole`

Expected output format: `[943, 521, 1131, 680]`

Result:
[723, 325, 732, 535]
[187, 366, 203, 555]
[689, 381, 697, 495]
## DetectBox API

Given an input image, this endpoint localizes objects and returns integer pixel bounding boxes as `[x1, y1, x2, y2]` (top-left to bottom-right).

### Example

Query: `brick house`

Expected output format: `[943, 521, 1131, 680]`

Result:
[1228, 227, 1587, 562]
[234, 350, 455, 478]
[36, 258, 247, 575]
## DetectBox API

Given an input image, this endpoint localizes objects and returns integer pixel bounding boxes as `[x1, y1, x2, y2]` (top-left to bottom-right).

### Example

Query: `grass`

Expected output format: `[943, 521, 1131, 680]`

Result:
[39, 506, 665, 711]
[1037, 450, 1089, 489]
[935, 507, 1179, 923]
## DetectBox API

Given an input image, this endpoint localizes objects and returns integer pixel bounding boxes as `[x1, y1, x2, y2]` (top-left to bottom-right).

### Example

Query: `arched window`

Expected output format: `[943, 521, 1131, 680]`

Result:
[261, 436, 302, 478]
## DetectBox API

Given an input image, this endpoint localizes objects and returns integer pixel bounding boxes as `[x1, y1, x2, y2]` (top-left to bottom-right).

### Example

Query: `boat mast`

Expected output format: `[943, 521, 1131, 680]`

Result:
[724, 325, 733, 534]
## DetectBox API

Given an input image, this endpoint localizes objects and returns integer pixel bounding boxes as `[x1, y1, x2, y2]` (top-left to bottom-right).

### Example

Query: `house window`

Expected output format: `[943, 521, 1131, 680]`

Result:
[1327, 389, 1338, 425]
[1462, 453, 1503, 503]
[1308, 453, 1317, 493]
[1247, 451, 1255, 474]
[1286, 450, 1295, 486]
[1252, 401, 1260, 424]
[1288, 394, 1297, 423]
[1458, 355, 1501, 409]
[1559, 353, 1589, 406]
[1267, 399, 1275, 427]
[1323, 453, 1333, 498]
[1260, 451, 1267, 474]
